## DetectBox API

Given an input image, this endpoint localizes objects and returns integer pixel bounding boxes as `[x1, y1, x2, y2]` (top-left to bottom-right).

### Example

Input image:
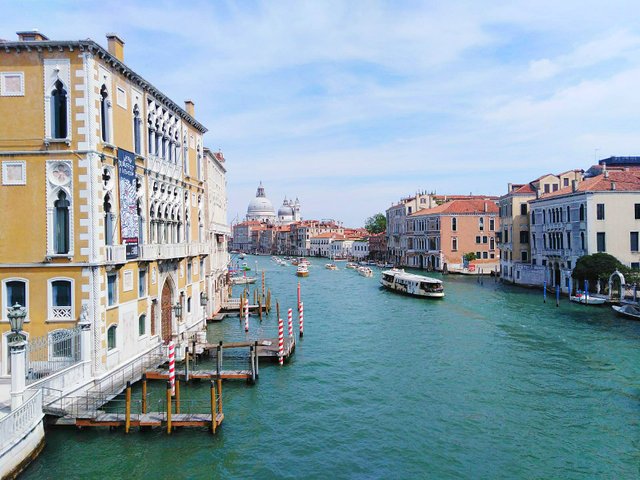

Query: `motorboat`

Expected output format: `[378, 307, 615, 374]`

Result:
[612, 304, 640, 320]
[570, 292, 606, 305]
[240, 262, 251, 271]
[325, 263, 338, 270]
[358, 266, 374, 277]
[296, 265, 309, 277]
[346, 262, 358, 269]
[231, 275, 257, 285]
[380, 269, 444, 298]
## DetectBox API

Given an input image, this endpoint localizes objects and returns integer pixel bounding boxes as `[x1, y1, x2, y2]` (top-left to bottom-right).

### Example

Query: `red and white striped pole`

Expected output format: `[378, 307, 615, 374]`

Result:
[244, 294, 249, 332]
[278, 317, 284, 366]
[299, 301, 304, 338]
[287, 308, 293, 338]
[297, 282, 301, 309]
[168, 341, 176, 396]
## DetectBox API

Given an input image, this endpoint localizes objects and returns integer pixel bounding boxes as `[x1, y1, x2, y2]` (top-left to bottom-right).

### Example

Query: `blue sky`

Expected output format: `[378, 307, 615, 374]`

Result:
[2, 0, 640, 225]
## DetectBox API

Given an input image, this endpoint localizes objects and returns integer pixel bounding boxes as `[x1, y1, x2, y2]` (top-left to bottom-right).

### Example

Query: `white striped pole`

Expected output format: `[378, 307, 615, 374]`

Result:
[168, 341, 176, 396]
[278, 317, 284, 366]
[244, 295, 249, 332]
[299, 301, 304, 338]
[288, 308, 293, 338]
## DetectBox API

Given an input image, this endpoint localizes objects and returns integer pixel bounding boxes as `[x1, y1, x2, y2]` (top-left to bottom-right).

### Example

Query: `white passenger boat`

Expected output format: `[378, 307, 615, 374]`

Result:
[231, 275, 257, 285]
[358, 266, 374, 277]
[346, 262, 358, 269]
[325, 263, 338, 270]
[380, 269, 444, 298]
[570, 292, 606, 305]
[612, 304, 640, 320]
[296, 265, 309, 277]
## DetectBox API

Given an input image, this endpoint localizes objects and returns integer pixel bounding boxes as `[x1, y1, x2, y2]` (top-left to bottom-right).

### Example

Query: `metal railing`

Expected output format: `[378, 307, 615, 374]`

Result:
[0, 389, 43, 453]
[26, 327, 82, 385]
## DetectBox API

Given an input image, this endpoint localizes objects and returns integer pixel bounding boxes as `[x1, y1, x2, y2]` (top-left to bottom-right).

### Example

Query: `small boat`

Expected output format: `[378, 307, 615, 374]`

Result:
[231, 276, 257, 285]
[291, 259, 299, 266]
[380, 269, 444, 298]
[346, 262, 358, 269]
[325, 263, 338, 270]
[358, 266, 374, 277]
[299, 258, 311, 266]
[240, 262, 251, 271]
[612, 304, 640, 320]
[296, 265, 309, 277]
[570, 292, 606, 305]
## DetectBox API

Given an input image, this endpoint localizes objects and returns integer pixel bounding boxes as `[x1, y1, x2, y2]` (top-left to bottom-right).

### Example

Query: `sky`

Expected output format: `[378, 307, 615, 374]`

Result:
[2, 0, 640, 226]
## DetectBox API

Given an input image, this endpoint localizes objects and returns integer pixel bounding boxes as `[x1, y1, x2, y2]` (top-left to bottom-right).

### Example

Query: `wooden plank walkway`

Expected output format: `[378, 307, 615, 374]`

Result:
[75, 412, 224, 428]
[145, 369, 253, 381]
[203, 337, 296, 360]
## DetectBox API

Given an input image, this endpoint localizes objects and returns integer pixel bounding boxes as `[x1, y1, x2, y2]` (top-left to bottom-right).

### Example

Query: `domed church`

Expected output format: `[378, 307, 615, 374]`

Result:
[246, 182, 300, 225]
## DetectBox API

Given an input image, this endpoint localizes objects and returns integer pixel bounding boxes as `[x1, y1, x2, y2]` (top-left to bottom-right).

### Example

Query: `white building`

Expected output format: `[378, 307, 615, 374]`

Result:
[352, 239, 369, 260]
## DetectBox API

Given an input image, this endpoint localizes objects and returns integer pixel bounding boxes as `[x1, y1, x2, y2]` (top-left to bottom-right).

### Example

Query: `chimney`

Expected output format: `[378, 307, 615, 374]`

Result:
[604, 169, 609, 179]
[106, 34, 125, 62]
[571, 180, 578, 192]
[484, 202, 487, 212]
[536, 188, 541, 199]
[184, 100, 195, 117]
[611, 181, 616, 191]
[17, 30, 49, 41]
[507, 183, 512, 193]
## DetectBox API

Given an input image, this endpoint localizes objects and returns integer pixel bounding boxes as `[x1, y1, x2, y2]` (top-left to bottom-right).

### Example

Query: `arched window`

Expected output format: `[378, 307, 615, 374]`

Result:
[566, 206, 571, 222]
[51, 80, 68, 139]
[567, 231, 571, 249]
[100, 85, 110, 143]
[580, 232, 585, 250]
[104, 194, 115, 246]
[479, 217, 484, 231]
[54, 191, 70, 254]
[138, 314, 146, 336]
[579, 204, 585, 221]
[107, 324, 117, 350]
[133, 105, 142, 154]
[452, 217, 457, 231]
[3, 279, 27, 319]
[49, 279, 73, 320]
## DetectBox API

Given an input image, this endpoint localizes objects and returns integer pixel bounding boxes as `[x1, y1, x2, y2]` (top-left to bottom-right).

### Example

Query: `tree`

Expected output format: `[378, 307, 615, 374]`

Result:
[572, 253, 626, 287]
[364, 213, 386, 234]
[463, 252, 477, 262]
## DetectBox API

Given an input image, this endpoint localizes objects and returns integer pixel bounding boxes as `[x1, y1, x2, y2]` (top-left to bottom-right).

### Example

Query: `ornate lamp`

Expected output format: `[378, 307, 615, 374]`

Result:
[7, 303, 26, 341]
[172, 302, 183, 320]
[200, 293, 209, 306]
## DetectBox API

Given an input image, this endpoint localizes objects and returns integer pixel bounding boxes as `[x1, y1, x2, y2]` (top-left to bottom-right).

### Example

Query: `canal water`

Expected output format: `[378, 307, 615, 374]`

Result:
[23, 256, 640, 479]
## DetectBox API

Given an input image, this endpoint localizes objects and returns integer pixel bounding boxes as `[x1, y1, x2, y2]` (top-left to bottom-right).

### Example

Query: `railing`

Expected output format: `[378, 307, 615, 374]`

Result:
[51, 306, 72, 320]
[158, 243, 187, 259]
[140, 243, 159, 260]
[0, 389, 43, 453]
[26, 327, 82, 385]
[105, 245, 127, 264]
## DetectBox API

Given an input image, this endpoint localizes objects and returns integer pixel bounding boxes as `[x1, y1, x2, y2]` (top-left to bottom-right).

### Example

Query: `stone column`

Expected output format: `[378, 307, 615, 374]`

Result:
[10, 338, 27, 410]
[79, 319, 92, 380]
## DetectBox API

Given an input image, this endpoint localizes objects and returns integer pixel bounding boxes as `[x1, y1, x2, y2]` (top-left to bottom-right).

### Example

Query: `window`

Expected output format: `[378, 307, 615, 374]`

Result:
[482, 252, 488, 259]
[635, 204, 640, 219]
[187, 296, 192, 313]
[133, 105, 142, 155]
[631, 232, 639, 252]
[187, 262, 192, 283]
[531, 211, 536, 225]
[563, 178, 569, 187]
[597, 232, 606, 252]
[107, 273, 117, 306]
[50, 279, 72, 320]
[138, 269, 147, 297]
[521, 251, 528, 262]
[479, 218, 484, 231]
[579, 204, 585, 221]
[3, 279, 27, 319]
[139, 314, 146, 336]
[452, 217, 457, 231]
[452, 237, 458, 251]
[519, 231, 529, 244]
[503, 230, 508, 243]
[580, 232, 585, 250]
[50, 80, 68, 139]
[200, 259, 205, 276]
[107, 325, 117, 350]
[476, 251, 481, 259]
[490, 237, 495, 250]
[552, 184, 558, 192]
[597, 203, 605, 220]
[489, 219, 494, 231]
[567, 232, 571, 249]
[475, 236, 481, 244]
[520, 204, 527, 215]
[632, 262, 640, 270]
[104, 194, 114, 246]
[482, 236, 488, 244]
[100, 85, 110, 143]
[566, 206, 571, 222]
[544, 184, 550, 193]
[54, 191, 70, 254]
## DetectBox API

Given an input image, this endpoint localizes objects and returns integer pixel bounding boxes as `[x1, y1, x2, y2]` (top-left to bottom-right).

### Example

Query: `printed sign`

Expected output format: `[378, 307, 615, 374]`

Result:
[117, 149, 139, 259]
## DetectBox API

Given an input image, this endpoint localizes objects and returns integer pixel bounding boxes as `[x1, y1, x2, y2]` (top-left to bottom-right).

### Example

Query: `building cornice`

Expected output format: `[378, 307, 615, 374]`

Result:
[0, 39, 207, 133]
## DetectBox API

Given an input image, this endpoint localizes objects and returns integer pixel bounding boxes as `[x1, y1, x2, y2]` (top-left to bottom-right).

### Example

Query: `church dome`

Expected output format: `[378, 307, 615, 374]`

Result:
[247, 182, 276, 221]
[278, 198, 294, 218]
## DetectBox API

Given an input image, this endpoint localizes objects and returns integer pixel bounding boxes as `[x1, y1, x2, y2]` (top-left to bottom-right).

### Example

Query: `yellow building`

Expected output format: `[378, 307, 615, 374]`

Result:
[0, 31, 213, 380]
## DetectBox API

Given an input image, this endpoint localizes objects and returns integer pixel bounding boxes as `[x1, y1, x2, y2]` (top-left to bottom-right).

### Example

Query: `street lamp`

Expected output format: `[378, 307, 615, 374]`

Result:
[7, 303, 26, 341]
[172, 302, 183, 320]
[200, 292, 208, 306]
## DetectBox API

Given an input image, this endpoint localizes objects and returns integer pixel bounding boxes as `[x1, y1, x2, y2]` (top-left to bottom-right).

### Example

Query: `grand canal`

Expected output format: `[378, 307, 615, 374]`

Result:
[23, 256, 640, 479]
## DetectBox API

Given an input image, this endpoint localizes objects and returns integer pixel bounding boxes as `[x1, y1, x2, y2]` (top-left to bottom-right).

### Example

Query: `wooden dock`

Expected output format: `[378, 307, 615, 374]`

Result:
[75, 412, 224, 429]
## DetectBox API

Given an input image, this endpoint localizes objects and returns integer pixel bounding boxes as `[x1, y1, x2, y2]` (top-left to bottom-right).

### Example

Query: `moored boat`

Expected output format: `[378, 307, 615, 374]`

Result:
[231, 275, 257, 285]
[612, 304, 640, 320]
[380, 269, 444, 298]
[570, 292, 606, 305]
[346, 262, 358, 269]
[296, 265, 309, 277]
[358, 266, 374, 277]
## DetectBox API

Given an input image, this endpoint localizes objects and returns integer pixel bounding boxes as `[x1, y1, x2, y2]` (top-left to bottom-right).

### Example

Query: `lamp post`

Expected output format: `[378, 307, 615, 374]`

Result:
[7, 303, 27, 410]
[172, 301, 183, 321]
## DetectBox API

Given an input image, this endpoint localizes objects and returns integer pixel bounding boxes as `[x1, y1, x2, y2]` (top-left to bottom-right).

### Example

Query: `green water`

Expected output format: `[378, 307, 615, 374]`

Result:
[23, 256, 640, 479]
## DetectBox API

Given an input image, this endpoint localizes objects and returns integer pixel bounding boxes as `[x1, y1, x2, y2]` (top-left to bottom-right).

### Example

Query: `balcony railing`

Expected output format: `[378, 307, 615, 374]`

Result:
[105, 245, 126, 264]
[51, 306, 72, 320]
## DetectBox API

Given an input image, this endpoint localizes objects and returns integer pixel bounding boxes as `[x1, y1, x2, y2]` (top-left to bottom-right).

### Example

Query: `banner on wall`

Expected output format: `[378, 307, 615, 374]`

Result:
[117, 148, 139, 259]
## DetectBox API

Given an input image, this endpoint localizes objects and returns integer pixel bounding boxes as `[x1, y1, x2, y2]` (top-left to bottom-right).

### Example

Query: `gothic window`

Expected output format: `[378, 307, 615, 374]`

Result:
[579, 204, 585, 221]
[100, 85, 110, 143]
[104, 194, 115, 246]
[107, 324, 117, 350]
[133, 105, 142, 154]
[53, 190, 71, 254]
[451, 217, 457, 231]
[51, 80, 68, 139]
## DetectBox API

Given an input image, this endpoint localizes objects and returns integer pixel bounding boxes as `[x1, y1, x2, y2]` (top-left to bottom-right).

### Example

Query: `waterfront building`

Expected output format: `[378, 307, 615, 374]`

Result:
[310, 232, 342, 257]
[290, 220, 344, 256]
[352, 238, 370, 260]
[331, 239, 355, 259]
[407, 199, 499, 272]
[0, 31, 228, 475]
[529, 168, 640, 292]
[386, 193, 431, 266]
[498, 170, 583, 285]
[368, 232, 387, 262]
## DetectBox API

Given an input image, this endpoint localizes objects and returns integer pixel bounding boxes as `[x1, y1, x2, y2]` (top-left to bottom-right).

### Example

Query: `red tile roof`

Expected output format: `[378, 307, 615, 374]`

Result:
[412, 199, 498, 216]
[537, 170, 640, 199]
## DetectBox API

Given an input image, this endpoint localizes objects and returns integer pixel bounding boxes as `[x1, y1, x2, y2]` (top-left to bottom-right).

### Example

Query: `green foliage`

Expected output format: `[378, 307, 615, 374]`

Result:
[572, 253, 626, 285]
[364, 213, 386, 234]
[463, 252, 477, 262]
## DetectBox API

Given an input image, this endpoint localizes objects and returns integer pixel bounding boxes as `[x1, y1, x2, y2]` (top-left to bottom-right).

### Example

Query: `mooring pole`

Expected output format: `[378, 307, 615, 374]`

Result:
[141, 374, 147, 414]
[250, 345, 256, 384]
[543, 279, 547, 303]
[175, 380, 181, 414]
[254, 340, 259, 379]
[125, 381, 131, 434]
[216, 342, 222, 378]
[262, 270, 265, 298]
[185, 346, 190, 382]
[166, 381, 172, 434]
[210, 380, 217, 434]
[556, 285, 560, 307]
[216, 377, 223, 414]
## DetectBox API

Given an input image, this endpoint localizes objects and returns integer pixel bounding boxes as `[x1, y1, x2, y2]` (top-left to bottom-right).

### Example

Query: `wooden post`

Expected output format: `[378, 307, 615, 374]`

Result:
[125, 381, 131, 434]
[556, 284, 560, 307]
[141, 374, 147, 414]
[239, 295, 244, 319]
[266, 289, 271, 313]
[276, 301, 280, 322]
[258, 296, 262, 320]
[175, 379, 181, 414]
[262, 270, 265, 298]
[250, 345, 256, 384]
[254, 341, 259, 379]
[185, 346, 190, 382]
[210, 380, 217, 434]
[543, 279, 547, 303]
[216, 342, 222, 378]
[166, 381, 172, 434]
[254, 288, 258, 304]
[216, 377, 223, 414]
